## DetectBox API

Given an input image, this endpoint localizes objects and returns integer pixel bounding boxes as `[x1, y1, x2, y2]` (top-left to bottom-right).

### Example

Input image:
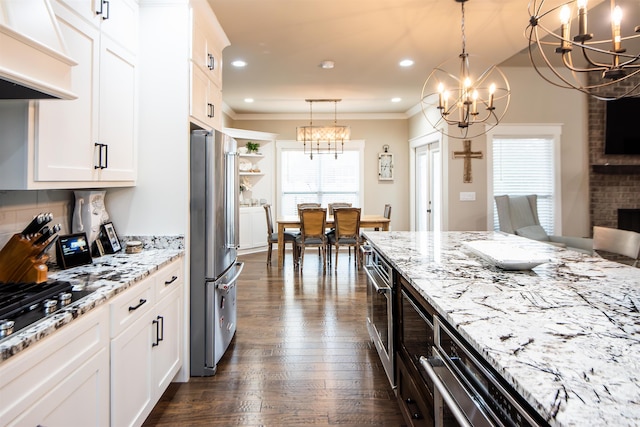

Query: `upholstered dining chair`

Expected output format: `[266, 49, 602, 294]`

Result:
[374, 204, 391, 231]
[593, 226, 640, 267]
[264, 204, 298, 266]
[296, 208, 327, 270]
[494, 195, 593, 253]
[328, 208, 362, 269]
[296, 202, 321, 214]
[328, 202, 352, 215]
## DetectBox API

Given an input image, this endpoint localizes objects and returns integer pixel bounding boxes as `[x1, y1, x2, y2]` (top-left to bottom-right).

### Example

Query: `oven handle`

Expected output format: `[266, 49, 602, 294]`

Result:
[363, 263, 391, 294]
[217, 261, 244, 291]
[420, 354, 495, 427]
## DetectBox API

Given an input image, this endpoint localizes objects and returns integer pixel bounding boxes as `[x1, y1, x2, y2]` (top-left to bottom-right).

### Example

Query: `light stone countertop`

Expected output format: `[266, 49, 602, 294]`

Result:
[0, 236, 184, 363]
[362, 230, 640, 427]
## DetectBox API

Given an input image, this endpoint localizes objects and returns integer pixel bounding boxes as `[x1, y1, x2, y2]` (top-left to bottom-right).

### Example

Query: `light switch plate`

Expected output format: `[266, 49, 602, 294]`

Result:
[460, 192, 476, 201]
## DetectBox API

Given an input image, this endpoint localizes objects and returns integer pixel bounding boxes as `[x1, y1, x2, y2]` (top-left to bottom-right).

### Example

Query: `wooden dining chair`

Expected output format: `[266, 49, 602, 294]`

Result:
[374, 204, 391, 231]
[328, 202, 352, 215]
[296, 202, 321, 214]
[296, 208, 327, 270]
[328, 208, 361, 269]
[264, 204, 298, 266]
[593, 226, 640, 267]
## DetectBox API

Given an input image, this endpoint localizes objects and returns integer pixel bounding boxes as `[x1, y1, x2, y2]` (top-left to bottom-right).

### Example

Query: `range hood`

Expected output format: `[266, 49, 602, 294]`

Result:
[0, 0, 76, 99]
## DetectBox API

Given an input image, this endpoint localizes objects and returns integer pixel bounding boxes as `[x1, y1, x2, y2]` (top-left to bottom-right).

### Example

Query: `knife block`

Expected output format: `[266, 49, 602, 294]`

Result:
[0, 233, 48, 283]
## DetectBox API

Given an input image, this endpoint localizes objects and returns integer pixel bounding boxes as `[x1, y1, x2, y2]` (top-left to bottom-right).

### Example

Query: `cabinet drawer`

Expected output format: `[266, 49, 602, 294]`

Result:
[155, 259, 183, 301]
[397, 356, 433, 427]
[0, 307, 109, 424]
[110, 280, 154, 338]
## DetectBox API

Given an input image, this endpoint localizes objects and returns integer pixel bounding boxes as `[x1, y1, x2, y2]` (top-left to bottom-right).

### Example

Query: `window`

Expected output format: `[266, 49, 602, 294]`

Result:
[277, 141, 364, 216]
[487, 125, 561, 234]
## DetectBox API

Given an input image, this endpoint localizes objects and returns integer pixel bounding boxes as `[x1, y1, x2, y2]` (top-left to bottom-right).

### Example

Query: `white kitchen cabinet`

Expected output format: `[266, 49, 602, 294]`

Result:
[0, 0, 137, 189]
[189, 0, 227, 130]
[239, 206, 268, 252]
[0, 307, 110, 427]
[110, 258, 184, 427]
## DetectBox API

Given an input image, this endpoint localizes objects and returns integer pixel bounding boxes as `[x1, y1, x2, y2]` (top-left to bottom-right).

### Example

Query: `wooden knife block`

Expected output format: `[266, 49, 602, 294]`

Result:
[0, 233, 49, 283]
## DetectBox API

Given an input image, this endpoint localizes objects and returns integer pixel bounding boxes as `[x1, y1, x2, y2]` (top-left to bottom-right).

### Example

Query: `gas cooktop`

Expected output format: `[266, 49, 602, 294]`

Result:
[0, 280, 92, 339]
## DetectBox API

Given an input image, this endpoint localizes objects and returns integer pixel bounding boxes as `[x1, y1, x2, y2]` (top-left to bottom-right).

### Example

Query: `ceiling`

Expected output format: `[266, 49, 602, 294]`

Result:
[207, 0, 637, 117]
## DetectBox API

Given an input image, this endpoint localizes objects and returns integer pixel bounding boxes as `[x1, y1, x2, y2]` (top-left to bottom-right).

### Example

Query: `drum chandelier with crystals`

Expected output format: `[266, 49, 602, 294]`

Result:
[296, 99, 350, 159]
[421, 0, 511, 139]
[526, 0, 640, 100]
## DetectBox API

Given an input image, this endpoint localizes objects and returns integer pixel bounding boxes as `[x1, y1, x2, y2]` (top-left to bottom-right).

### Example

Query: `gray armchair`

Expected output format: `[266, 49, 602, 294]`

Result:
[494, 195, 593, 254]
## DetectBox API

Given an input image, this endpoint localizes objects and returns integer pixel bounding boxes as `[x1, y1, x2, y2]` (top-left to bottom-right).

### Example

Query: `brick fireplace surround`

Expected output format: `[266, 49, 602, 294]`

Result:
[588, 74, 640, 231]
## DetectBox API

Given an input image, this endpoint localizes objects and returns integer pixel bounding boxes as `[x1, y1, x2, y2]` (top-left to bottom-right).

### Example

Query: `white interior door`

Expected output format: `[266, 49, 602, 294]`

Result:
[415, 142, 441, 231]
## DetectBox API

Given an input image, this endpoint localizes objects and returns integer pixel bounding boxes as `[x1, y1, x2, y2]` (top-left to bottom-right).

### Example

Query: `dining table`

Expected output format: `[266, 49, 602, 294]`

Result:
[276, 214, 390, 267]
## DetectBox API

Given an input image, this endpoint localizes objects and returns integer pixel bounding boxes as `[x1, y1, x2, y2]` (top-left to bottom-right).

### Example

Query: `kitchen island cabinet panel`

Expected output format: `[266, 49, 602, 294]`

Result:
[0, 306, 110, 426]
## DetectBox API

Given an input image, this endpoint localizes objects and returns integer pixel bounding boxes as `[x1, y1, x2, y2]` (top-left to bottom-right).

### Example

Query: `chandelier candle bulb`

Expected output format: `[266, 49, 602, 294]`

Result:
[471, 90, 478, 115]
[577, 0, 589, 38]
[612, 6, 623, 52]
[488, 84, 496, 110]
[559, 6, 572, 52]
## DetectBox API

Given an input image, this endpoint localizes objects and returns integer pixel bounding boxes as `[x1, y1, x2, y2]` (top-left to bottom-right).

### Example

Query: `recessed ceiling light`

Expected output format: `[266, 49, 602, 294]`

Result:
[399, 59, 414, 67]
[244, 98, 254, 103]
[320, 60, 335, 69]
[391, 97, 401, 103]
[232, 60, 247, 67]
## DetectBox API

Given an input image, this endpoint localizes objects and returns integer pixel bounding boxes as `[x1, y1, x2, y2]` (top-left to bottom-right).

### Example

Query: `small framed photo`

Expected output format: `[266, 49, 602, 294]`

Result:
[101, 222, 121, 253]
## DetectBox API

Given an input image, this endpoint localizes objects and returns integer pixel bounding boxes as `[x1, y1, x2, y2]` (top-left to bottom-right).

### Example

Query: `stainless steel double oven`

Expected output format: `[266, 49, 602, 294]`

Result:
[363, 245, 395, 388]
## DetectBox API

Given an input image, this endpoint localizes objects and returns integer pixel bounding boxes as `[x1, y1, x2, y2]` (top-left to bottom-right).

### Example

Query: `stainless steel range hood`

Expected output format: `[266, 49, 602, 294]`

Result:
[0, 0, 76, 99]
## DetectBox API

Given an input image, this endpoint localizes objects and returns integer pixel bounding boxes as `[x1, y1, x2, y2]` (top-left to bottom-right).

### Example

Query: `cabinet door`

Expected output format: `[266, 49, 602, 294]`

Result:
[99, 0, 138, 53]
[9, 348, 110, 427]
[239, 209, 253, 250]
[190, 62, 220, 129]
[96, 35, 137, 181]
[250, 208, 267, 247]
[152, 286, 183, 396]
[36, 2, 99, 182]
[110, 310, 154, 427]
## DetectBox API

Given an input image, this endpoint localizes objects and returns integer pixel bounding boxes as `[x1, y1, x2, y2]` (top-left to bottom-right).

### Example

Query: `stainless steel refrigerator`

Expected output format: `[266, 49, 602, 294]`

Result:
[190, 129, 244, 376]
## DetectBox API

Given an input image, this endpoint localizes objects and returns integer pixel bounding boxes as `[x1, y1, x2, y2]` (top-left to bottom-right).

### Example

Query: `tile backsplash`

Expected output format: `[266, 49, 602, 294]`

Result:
[0, 190, 74, 249]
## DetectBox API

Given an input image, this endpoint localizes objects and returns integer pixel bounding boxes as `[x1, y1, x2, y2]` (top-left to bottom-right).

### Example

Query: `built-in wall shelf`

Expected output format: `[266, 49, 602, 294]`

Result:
[592, 165, 640, 174]
[240, 172, 264, 176]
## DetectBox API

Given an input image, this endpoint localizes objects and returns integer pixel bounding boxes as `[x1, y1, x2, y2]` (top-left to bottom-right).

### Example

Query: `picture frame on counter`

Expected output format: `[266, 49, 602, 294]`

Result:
[101, 222, 121, 253]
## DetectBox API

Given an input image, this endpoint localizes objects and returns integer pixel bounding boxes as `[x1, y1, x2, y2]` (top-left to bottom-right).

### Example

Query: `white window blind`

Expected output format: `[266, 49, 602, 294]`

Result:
[492, 137, 555, 233]
[280, 149, 361, 216]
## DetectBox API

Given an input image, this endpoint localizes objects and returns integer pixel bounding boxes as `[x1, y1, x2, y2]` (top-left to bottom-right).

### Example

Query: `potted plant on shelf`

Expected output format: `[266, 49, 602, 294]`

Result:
[245, 141, 260, 154]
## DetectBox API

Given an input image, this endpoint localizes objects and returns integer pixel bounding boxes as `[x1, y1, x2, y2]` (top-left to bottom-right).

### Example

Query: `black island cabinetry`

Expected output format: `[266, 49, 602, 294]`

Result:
[396, 275, 437, 426]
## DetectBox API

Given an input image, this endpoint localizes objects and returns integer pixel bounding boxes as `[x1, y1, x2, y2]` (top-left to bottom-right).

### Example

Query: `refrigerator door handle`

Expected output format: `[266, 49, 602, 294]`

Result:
[225, 151, 239, 249]
[217, 261, 245, 291]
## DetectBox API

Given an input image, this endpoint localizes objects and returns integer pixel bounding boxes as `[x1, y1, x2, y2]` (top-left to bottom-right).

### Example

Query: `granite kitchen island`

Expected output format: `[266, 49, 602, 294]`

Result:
[362, 231, 640, 427]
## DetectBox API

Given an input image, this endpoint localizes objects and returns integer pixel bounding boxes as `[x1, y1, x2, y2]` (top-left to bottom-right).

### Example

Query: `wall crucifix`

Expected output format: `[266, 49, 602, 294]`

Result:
[452, 139, 483, 183]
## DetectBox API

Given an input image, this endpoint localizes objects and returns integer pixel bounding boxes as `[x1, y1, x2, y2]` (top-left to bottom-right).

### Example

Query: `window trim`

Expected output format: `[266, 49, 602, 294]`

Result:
[485, 124, 563, 234]
[275, 139, 366, 217]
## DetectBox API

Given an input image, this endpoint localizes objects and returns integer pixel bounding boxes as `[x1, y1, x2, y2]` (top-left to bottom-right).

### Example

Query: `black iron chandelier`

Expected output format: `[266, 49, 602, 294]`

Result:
[421, 0, 511, 139]
[527, 0, 640, 100]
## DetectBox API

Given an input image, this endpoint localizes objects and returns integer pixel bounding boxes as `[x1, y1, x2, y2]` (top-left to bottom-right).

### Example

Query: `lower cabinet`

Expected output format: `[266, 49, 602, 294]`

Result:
[110, 259, 184, 427]
[0, 257, 184, 427]
[0, 306, 110, 426]
[396, 355, 433, 427]
[239, 206, 268, 251]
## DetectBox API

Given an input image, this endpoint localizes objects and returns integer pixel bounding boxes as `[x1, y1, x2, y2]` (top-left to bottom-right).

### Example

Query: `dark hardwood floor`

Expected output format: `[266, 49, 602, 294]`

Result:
[143, 250, 406, 426]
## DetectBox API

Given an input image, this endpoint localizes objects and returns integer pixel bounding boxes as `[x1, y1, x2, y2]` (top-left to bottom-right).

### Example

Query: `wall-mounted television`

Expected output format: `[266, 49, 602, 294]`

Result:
[604, 98, 640, 155]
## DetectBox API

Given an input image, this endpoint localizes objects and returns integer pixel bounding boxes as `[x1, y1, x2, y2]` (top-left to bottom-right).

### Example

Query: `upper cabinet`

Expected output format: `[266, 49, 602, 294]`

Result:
[0, 0, 138, 190]
[189, 0, 229, 130]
